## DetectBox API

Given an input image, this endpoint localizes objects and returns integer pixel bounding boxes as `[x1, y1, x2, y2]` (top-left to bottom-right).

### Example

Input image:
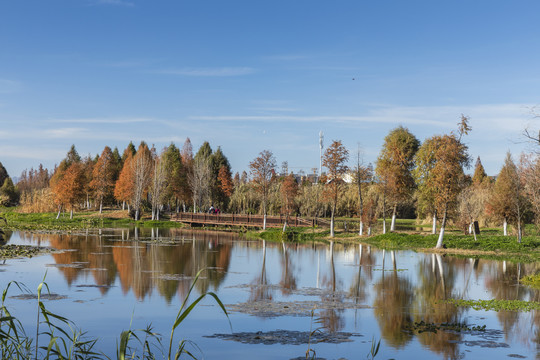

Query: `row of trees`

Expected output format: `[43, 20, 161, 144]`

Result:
[6, 117, 540, 245]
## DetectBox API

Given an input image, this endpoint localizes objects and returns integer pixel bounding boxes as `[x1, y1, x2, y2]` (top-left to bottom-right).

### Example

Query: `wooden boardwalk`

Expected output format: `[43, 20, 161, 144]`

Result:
[171, 212, 330, 229]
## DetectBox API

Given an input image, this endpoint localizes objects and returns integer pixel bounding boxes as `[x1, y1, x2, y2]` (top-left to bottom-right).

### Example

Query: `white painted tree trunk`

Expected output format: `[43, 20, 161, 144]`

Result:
[436, 226, 445, 249]
[359, 221, 364, 236]
[382, 220, 386, 234]
[263, 214, 267, 230]
[468, 223, 472, 234]
[122, 201, 125, 211]
[435, 207, 447, 249]
[503, 218, 508, 236]
[99, 201, 103, 214]
[282, 220, 287, 233]
[367, 226, 372, 236]
[56, 207, 61, 220]
[330, 216, 335, 237]
[390, 205, 397, 231]
[432, 213, 437, 234]
[70, 209, 73, 219]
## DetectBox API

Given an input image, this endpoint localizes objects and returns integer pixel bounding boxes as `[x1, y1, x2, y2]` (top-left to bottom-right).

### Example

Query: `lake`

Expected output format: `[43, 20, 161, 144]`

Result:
[1, 228, 539, 359]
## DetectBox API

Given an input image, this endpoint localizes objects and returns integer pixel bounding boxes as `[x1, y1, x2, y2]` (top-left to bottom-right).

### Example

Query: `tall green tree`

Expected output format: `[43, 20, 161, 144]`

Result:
[161, 143, 185, 212]
[375, 126, 420, 232]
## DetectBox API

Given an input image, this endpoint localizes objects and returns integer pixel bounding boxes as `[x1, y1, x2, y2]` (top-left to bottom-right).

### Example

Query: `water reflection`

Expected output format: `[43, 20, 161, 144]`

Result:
[17, 228, 233, 303]
[3, 229, 540, 359]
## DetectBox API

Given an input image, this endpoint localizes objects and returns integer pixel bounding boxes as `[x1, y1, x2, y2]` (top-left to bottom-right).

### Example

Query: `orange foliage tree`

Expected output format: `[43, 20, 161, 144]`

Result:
[90, 146, 117, 213]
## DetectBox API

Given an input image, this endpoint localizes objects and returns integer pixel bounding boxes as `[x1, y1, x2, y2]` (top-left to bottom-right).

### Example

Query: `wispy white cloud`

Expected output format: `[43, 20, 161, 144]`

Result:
[188, 103, 533, 133]
[44, 127, 89, 138]
[153, 67, 256, 77]
[0, 145, 65, 161]
[50, 117, 153, 124]
[188, 114, 447, 127]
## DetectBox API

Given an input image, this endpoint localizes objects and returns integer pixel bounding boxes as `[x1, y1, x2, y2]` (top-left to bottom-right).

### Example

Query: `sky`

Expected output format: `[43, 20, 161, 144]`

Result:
[1, 0, 540, 179]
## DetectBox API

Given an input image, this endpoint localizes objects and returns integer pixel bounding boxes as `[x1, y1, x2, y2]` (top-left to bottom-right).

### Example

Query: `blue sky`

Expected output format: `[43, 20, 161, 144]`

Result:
[1, 0, 539, 178]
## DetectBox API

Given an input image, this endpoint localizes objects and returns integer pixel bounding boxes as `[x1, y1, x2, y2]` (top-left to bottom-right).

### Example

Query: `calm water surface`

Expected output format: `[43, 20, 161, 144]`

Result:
[1, 228, 539, 359]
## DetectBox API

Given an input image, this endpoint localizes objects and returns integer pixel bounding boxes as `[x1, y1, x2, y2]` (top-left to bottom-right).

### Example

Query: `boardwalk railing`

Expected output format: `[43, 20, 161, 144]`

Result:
[171, 212, 330, 229]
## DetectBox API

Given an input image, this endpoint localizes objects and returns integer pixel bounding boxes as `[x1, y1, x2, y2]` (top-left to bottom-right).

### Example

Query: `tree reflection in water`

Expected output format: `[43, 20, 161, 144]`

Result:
[21, 228, 233, 304]
[249, 239, 272, 302]
[317, 241, 345, 333]
[279, 241, 297, 295]
[373, 250, 414, 349]
[414, 254, 462, 359]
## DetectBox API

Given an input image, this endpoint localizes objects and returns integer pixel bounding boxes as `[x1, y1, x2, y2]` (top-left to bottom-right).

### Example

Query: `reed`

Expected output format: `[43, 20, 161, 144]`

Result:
[0, 269, 230, 360]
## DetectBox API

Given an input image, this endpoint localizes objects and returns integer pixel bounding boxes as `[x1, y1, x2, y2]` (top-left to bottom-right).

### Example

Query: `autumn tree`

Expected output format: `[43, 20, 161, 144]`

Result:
[487, 152, 529, 241]
[472, 156, 488, 186]
[90, 146, 117, 213]
[429, 135, 470, 248]
[280, 173, 299, 230]
[375, 126, 420, 232]
[212, 147, 232, 210]
[249, 149, 277, 229]
[53, 162, 85, 219]
[114, 149, 135, 211]
[50, 145, 82, 219]
[353, 146, 373, 235]
[322, 140, 349, 237]
[218, 165, 234, 208]
[520, 153, 540, 226]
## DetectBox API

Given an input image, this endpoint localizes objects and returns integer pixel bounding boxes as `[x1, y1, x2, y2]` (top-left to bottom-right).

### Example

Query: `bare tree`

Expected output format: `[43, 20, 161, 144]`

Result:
[353, 145, 372, 235]
[188, 156, 211, 212]
[150, 152, 167, 220]
[249, 150, 276, 229]
[322, 140, 349, 237]
[131, 143, 153, 220]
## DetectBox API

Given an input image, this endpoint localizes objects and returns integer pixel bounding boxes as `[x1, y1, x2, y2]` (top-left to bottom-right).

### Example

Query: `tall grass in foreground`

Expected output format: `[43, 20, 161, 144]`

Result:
[0, 269, 230, 359]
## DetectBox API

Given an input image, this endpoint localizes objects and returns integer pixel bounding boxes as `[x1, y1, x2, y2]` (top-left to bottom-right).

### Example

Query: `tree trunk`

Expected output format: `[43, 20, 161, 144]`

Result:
[435, 205, 447, 249]
[135, 209, 140, 221]
[56, 206, 61, 220]
[503, 218, 508, 236]
[330, 205, 335, 237]
[382, 196, 387, 234]
[122, 201, 125, 211]
[517, 220, 522, 243]
[99, 201, 103, 214]
[263, 214, 267, 230]
[367, 226, 372, 236]
[70, 208, 73, 220]
[359, 220, 364, 236]
[390, 204, 397, 231]
[472, 219, 477, 241]
[156, 209, 160, 221]
[431, 211, 437, 234]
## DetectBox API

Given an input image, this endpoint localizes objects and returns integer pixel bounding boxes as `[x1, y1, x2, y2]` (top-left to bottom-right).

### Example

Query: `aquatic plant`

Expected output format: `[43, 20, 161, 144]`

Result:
[445, 299, 540, 312]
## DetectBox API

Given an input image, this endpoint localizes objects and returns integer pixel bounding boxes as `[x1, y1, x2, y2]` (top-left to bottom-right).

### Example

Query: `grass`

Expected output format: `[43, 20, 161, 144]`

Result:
[0, 269, 230, 360]
[0, 207, 184, 232]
